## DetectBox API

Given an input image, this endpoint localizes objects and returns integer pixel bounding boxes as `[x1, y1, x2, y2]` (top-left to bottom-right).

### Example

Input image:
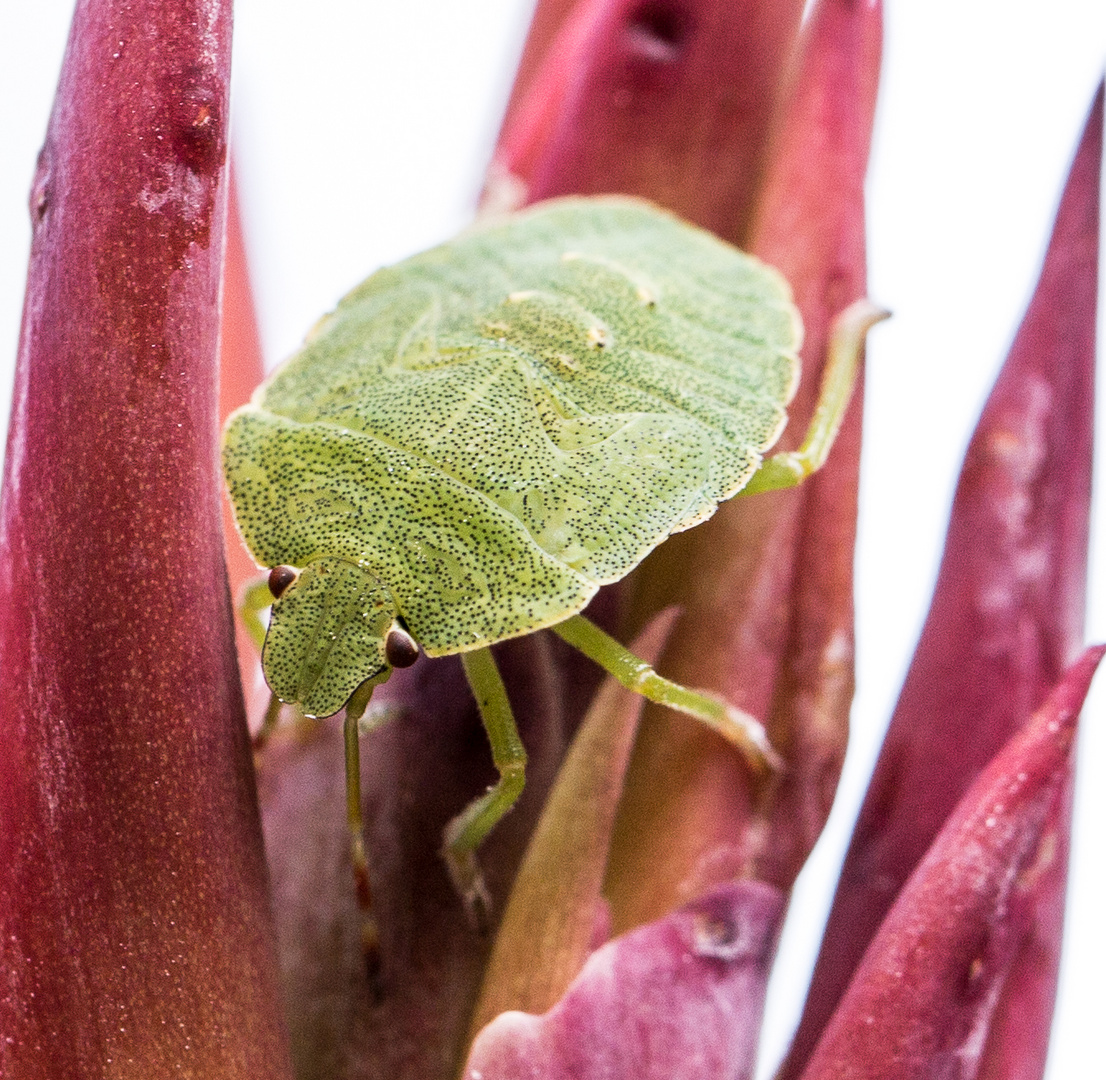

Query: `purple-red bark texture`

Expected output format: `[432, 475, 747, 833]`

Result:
[0, 1, 291, 1076]
[798, 647, 1103, 1080]
[781, 84, 1102, 1080]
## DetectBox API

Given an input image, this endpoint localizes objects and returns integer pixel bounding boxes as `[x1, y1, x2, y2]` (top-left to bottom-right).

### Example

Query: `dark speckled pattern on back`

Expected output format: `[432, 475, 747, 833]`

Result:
[223, 197, 801, 714]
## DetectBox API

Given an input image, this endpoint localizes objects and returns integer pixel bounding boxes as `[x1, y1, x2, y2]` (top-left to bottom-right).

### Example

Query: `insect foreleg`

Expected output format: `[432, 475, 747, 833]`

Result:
[444, 647, 529, 929]
[741, 298, 890, 496]
[342, 678, 385, 978]
[240, 575, 274, 652]
[238, 577, 286, 753]
[552, 615, 781, 774]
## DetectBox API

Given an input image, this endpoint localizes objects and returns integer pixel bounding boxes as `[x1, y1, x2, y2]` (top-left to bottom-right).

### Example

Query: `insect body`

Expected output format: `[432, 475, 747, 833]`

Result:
[223, 196, 882, 924]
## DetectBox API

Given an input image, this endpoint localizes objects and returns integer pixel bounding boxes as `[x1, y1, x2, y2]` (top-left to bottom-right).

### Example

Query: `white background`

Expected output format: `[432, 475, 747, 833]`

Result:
[1, 2, 1104, 1076]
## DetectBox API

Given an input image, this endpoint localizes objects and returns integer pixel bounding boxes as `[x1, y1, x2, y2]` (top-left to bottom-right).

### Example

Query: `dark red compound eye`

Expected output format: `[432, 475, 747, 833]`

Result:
[268, 565, 298, 598]
[384, 625, 419, 668]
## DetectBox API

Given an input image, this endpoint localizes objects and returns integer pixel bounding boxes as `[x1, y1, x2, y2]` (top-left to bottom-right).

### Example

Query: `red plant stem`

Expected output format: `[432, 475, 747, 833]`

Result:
[0, 2, 292, 1075]
[218, 166, 266, 424]
[494, 0, 581, 137]
[781, 83, 1101, 1080]
[607, 0, 882, 928]
[741, 0, 882, 886]
[492, 0, 806, 244]
[797, 647, 1104, 1080]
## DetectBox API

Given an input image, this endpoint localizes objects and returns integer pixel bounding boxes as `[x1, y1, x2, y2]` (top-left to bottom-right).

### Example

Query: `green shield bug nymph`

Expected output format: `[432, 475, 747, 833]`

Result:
[223, 196, 885, 933]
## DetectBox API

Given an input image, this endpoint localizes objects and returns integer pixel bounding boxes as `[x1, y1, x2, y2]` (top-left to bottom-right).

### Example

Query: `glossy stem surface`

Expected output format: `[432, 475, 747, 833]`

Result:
[0, 1, 292, 1075]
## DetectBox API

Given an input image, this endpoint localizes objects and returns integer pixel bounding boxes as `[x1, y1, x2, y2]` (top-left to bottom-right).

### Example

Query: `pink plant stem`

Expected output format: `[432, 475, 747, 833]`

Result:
[608, 0, 882, 927]
[465, 880, 786, 1080]
[797, 648, 1104, 1080]
[781, 83, 1102, 1080]
[0, 2, 292, 1075]
[494, 0, 581, 139]
[734, 0, 882, 886]
[491, 0, 806, 243]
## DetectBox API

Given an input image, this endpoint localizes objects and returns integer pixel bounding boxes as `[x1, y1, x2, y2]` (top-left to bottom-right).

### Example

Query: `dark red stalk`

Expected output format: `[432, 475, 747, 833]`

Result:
[0, 2, 291, 1075]
[607, 0, 882, 928]
[797, 648, 1103, 1080]
[780, 84, 1101, 1080]
[494, 0, 580, 144]
[489, 0, 806, 243]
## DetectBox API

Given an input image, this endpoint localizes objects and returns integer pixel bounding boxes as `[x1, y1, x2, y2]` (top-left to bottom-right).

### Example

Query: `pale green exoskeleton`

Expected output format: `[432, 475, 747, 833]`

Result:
[223, 196, 886, 941]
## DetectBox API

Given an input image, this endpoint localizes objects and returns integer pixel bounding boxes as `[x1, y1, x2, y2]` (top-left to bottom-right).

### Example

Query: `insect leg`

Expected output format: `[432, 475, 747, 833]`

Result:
[251, 691, 284, 754]
[239, 575, 274, 652]
[444, 647, 528, 929]
[741, 299, 890, 495]
[238, 578, 288, 753]
[342, 679, 384, 981]
[552, 615, 781, 774]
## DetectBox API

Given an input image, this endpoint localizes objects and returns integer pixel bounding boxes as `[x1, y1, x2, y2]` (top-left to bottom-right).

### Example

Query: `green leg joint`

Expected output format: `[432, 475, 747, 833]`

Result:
[742, 298, 890, 495]
[552, 614, 782, 774]
[443, 647, 528, 930]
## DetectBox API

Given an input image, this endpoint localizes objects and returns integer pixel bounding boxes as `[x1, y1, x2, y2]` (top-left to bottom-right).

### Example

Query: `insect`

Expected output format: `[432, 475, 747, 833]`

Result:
[223, 196, 883, 929]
